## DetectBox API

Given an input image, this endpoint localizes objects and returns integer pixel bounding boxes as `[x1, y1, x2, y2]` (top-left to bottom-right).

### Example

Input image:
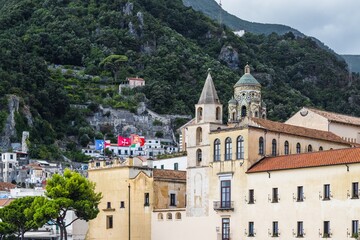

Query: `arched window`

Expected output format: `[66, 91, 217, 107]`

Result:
[241, 106, 247, 117]
[196, 127, 202, 145]
[197, 107, 203, 122]
[236, 136, 244, 159]
[308, 145, 312, 152]
[216, 107, 221, 120]
[259, 137, 264, 155]
[167, 213, 172, 220]
[255, 111, 259, 118]
[319, 146, 323, 151]
[272, 139, 277, 156]
[284, 141, 289, 155]
[196, 149, 202, 166]
[296, 143, 301, 154]
[232, 112, 236, 121]
[214, 139, 221, 161]
[175, 212, 181, 220]
[158, 213, 163, 220]
[225, 137, 232, 160]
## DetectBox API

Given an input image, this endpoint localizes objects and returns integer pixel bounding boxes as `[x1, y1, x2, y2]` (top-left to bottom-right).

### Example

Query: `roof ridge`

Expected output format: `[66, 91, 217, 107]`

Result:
[247, 147, 360, 173]
[250, 117, 348, 144]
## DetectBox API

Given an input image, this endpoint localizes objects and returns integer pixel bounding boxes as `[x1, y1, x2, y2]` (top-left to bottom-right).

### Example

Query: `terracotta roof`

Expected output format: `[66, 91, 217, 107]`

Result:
[250, 118, 350, 145]
[307, 107, 360, 126]
[0, 198, 14, 207]
[153, 169, 186, 181]
[247, 147, 360, 173]
[0, 182, 16, 191]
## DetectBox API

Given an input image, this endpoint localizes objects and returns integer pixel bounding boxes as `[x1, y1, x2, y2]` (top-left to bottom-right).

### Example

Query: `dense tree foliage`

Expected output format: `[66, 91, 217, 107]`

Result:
[0, 170, 101, 240]
[0, 197, 42, 240]
[31, 169, 102, 240]
[0, 0, 359, 157]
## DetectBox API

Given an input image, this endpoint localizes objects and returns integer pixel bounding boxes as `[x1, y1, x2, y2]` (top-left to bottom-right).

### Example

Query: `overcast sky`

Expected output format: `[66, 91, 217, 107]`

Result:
[220, 0, 360, 55]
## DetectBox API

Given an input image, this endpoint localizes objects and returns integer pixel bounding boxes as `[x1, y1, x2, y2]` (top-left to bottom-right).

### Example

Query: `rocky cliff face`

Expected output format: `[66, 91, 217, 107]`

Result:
[87, 103, 191, 141]
[218, 45, 240, 71]
[0, 95, 33, 151]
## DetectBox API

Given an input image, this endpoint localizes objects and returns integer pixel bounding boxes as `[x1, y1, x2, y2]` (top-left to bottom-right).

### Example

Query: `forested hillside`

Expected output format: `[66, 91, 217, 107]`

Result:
[0, 0, 359, 160]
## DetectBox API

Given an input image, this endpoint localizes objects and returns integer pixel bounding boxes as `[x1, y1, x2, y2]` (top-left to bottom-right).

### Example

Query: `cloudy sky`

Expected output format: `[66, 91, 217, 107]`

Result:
[220, 0, 360, 54]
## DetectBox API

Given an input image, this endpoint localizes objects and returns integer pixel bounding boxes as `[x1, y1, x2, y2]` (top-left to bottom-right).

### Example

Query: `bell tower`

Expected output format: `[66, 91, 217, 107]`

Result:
[228, 64, 266, 122]
[195, 69, 223, 124]
[186, 69, 224, 217]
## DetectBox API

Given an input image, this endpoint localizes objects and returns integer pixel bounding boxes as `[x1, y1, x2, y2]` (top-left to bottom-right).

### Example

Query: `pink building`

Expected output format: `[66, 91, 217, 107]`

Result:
[119, 77, 145, 94]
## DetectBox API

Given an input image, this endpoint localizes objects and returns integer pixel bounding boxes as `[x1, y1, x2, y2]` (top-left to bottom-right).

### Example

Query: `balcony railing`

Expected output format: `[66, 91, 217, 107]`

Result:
[213, 201, 234, 211]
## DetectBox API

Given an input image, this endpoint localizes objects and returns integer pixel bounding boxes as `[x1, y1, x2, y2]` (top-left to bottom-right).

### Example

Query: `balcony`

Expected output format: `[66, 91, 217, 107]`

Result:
[213, 201, 234, 211]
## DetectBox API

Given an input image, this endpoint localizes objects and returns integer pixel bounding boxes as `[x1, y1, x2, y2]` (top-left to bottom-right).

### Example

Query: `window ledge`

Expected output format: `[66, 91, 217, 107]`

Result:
[103, 208, 115, 212]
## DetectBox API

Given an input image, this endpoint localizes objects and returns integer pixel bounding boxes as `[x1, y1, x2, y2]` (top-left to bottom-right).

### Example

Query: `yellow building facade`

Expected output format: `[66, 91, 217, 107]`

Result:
[87, 157, 186, 240]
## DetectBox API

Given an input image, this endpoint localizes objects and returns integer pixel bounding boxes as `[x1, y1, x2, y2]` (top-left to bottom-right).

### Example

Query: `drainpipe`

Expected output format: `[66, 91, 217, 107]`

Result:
[128, 184, 131, 240]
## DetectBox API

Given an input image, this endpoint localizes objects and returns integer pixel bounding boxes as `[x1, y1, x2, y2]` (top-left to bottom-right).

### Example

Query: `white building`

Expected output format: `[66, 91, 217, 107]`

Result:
[84, 139, 178, 159]
[152, 156, 187, 171]
[1, 153, 18, 182]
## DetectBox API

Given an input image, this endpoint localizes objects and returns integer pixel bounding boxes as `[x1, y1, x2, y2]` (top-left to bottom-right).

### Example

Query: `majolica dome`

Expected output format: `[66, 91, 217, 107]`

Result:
[234, 64, 261, 87]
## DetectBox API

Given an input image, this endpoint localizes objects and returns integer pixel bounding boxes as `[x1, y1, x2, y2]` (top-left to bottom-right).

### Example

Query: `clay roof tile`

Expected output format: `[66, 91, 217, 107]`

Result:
[247, 147, 360, 173]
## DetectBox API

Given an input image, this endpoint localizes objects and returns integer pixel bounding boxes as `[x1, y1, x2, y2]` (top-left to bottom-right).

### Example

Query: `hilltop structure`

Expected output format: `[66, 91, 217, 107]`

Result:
[118, 77, 145, 94]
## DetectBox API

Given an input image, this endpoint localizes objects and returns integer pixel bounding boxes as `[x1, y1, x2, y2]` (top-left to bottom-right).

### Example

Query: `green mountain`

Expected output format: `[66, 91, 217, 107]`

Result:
[183, 0, 304, 36]
[0, 0, 360, 160]
[183, 0, 353, 67]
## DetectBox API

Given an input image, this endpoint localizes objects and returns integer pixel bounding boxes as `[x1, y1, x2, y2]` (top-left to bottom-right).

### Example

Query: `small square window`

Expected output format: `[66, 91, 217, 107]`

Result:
[352, 220, 359, 237]
[352, 182, 359, 199]
[248, 189, 255, 204]
[297, 186, 304, 202]
[170, 193, 176, 206]
[272, 221, 279, 237]
[272, 188, 279, 203]
[248, 222, 254, 237]
[297, 221, 304, 237]
[323, 221, 330, 237]
[106, 215, 113, 229]
[323, 184, 331, 200]
[144, 193, 150, 206]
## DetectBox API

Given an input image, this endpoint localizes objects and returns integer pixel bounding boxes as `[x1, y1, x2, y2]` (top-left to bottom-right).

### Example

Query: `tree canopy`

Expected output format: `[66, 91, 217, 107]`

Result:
[0, 196, 42, 240]
[32, 169, 102, 240]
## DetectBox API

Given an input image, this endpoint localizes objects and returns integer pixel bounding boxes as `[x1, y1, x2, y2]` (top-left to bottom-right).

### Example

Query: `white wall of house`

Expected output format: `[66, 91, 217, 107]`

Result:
[152, 156, 187, 170]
